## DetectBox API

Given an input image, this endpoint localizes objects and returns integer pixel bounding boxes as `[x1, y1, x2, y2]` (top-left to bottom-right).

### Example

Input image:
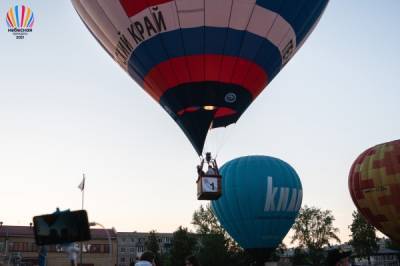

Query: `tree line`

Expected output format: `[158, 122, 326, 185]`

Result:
[137, 205, 399, 266]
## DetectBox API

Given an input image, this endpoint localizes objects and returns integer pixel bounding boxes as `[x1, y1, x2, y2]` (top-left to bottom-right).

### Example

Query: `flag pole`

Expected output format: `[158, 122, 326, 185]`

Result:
[80, 173, 85, 266]
[81, 173, 85, 210]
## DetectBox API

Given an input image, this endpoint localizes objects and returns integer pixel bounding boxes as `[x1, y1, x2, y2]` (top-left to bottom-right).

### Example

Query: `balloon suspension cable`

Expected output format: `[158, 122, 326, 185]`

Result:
[203, 127, 225, 159]
[215, 123, 237, 158]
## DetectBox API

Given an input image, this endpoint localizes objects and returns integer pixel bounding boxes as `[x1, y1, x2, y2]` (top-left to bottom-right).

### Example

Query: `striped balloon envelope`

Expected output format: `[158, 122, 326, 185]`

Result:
[349, 139, 400, 243]
[71, 0, 329, 155]
[6, 5, 35, 29]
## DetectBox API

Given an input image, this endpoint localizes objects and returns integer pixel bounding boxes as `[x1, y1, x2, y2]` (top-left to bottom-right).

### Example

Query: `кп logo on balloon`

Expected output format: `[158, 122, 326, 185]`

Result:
[264, 176, 302, 212]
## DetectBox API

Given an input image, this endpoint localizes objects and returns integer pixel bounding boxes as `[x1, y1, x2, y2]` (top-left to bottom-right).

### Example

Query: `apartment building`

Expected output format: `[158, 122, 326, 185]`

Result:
[117, 232, 172, 266]
[0, 225, 117, 266]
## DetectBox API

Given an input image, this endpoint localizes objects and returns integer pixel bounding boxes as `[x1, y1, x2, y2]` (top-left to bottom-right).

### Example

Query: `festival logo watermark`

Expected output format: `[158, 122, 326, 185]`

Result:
[6, 5, 34, 39]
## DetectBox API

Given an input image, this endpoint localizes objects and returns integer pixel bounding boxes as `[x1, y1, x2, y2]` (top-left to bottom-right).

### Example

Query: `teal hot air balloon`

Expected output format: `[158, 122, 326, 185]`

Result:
[211, 155, 302, 263]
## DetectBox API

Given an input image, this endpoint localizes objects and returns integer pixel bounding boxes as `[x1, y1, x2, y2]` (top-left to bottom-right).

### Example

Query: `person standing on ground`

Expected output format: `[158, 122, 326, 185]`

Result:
[135, 251, 156, 266]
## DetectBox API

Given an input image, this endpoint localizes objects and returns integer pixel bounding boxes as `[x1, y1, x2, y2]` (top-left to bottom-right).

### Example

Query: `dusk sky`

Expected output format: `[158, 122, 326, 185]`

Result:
[1, 0, 399, 245]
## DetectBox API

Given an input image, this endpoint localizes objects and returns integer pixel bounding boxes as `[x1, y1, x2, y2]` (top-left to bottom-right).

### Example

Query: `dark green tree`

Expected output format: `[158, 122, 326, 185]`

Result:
[291, 205, 340, 265]
[192, 204, 239, 250]
[192, 204, 225, 235]
[145, 230, 162, 265]
[197, 234, 229, 266]
[270, 243, 287, 262]
[292, 247, 311, 266]
[145, 230, 160, 254]
[192, 204, 231, 266]
[191, 204, 267, 266]
[168, 226, 196, 266]
[349, 210, 378, 264]
[227, 250, 253, 266]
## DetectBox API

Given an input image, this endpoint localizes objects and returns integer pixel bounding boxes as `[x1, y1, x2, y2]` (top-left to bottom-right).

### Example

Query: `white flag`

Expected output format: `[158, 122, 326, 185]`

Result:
[78, 175, 85, 191]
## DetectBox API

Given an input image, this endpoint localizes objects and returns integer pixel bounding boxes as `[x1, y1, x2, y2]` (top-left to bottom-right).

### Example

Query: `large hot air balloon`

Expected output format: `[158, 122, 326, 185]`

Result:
[211, 155, 302, 263]
[349, 139, 400, 243]
[71, 0, 329, 155]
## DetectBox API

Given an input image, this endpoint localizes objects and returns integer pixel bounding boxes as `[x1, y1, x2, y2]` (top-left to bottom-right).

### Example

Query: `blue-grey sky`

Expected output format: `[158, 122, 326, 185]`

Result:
[0, 0, 399, 244]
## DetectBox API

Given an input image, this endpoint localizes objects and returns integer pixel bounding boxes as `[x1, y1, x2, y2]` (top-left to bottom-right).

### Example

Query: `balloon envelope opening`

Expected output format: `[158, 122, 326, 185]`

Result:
[246, 248, 274, 265]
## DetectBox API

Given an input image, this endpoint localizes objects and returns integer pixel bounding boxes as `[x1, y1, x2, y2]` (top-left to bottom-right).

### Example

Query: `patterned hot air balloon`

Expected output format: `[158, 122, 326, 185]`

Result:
[349, 139, 400, 242]
[211, 156, 302, 262]
[71, 0, 329, 155]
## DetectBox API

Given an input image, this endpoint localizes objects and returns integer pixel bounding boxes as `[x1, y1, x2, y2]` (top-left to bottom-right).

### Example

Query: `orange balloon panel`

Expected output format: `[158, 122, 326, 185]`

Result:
[349, 139, 400, 242]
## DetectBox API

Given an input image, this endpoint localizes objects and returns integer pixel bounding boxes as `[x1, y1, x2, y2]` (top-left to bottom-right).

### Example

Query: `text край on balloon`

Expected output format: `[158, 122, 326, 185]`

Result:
[72, 0, 329, 155]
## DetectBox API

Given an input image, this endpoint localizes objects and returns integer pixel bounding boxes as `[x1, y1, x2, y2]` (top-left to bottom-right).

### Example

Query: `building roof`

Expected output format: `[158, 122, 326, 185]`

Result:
[0, 225, 34, 237]
[374, 247, 400, 255]
[117, 231, 173, 237]
[0, 225, 116, 240]
[91, 228, 117, 239]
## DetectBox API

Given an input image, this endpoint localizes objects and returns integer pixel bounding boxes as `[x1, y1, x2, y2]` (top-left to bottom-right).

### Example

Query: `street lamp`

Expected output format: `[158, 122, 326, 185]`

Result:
[89, 222, 113, 265]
